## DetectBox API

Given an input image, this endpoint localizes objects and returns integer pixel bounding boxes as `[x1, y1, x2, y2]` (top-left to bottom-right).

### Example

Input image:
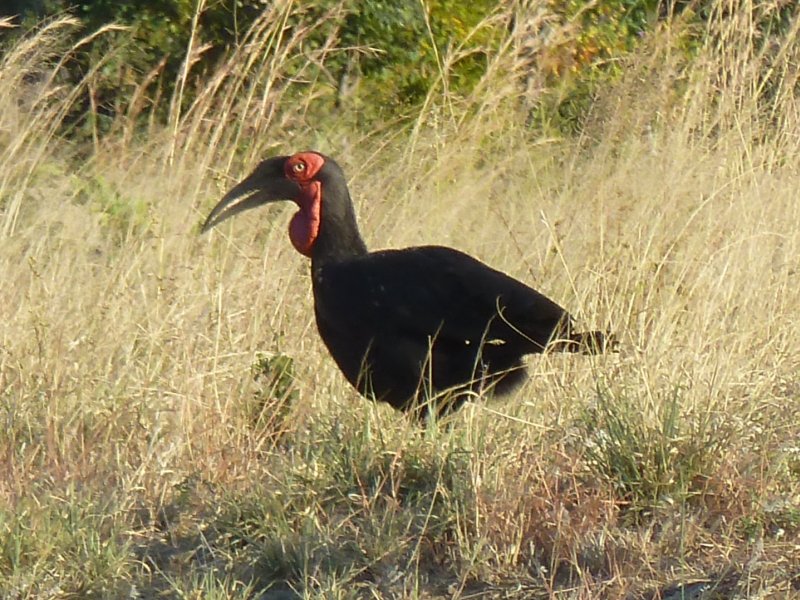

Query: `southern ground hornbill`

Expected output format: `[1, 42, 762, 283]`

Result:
[202, 151, 613, 420]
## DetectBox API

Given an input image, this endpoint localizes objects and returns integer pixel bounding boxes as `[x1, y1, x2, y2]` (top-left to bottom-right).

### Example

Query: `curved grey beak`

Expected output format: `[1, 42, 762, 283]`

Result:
[201, 156, 299, 232]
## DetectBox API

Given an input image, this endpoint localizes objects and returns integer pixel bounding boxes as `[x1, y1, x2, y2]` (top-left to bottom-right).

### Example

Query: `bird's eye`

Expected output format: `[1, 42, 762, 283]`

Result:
[292, 162, 306, 174]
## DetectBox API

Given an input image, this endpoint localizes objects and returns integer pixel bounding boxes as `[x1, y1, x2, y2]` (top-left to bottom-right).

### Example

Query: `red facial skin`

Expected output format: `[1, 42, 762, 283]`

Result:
[285, 152, 325, 257]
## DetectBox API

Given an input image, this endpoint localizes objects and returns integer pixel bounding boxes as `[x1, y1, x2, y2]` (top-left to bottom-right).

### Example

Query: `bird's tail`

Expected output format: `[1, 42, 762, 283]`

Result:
[551, 330, 617, 354]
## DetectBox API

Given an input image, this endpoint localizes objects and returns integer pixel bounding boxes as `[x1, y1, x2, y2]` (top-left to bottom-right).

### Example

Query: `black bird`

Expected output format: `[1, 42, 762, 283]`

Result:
[202, 151, 612, 420]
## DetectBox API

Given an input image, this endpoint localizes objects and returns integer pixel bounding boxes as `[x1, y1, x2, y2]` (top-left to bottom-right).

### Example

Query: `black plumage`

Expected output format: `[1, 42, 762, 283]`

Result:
[202, 151, 612, 419]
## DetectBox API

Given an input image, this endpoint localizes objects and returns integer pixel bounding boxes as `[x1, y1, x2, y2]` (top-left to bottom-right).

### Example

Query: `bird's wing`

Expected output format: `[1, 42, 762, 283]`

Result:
[313, 245, 569, 351]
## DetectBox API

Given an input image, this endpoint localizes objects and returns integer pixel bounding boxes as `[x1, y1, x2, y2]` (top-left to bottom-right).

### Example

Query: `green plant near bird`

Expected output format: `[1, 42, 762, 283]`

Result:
[579, 382, 733, 512]
[76, 173, 151, 240]
[248, 351, 298, 434]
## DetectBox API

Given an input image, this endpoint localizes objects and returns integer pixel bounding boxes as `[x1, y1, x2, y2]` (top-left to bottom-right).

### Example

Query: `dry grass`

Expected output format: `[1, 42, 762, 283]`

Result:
[1, 3, 800, 598]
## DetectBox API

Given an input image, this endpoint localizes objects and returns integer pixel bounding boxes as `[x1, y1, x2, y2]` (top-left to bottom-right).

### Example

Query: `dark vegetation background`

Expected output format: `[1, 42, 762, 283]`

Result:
[7, 0, 783, 138]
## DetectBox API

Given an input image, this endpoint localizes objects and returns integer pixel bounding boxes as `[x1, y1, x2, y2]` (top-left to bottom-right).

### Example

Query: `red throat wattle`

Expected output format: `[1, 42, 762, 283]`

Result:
[285, 152, 325, 257]
[288, 181, 321, 256]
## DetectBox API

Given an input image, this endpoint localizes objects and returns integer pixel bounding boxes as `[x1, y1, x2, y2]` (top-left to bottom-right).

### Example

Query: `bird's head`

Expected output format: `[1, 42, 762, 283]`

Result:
[201, 151, 353, 257]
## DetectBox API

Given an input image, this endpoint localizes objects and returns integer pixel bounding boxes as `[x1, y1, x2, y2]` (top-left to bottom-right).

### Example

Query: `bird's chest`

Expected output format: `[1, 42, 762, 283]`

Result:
[313, 267, 380, 330]
[311, 265, 480, 357]
[310, 267, 379, 375]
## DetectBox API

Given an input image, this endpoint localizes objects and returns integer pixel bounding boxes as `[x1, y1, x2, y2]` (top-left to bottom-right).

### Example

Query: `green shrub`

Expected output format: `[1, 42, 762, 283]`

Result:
[580, 383, 732, 512]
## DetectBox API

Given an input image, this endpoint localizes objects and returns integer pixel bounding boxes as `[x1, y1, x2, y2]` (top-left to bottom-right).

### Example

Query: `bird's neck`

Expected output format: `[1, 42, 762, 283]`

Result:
[311, 208, 368, 268]
[311, 191, 367, 268]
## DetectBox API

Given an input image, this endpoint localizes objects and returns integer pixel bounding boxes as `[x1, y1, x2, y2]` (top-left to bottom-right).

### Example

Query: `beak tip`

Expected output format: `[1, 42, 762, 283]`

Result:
[198, 217, 213, 234]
